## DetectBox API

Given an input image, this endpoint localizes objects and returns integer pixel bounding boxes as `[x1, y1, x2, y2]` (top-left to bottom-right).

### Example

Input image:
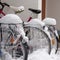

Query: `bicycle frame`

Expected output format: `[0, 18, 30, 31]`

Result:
[0, 10, 5, 17]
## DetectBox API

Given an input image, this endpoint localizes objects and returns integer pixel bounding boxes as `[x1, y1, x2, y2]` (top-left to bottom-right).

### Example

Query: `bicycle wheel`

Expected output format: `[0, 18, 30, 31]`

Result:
[0, 24, 28, 60]
[4, 41, 28, 60]
[15, 41, 28, 60]
[2, 32, 28, 60]
[49, 31, 58, 54]
[26, 27, 51, 54]
[57, 30, 60, 42]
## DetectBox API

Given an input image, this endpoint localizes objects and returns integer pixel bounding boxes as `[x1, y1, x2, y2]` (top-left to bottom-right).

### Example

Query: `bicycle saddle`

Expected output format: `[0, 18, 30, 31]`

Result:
[28, 8, 41, 14]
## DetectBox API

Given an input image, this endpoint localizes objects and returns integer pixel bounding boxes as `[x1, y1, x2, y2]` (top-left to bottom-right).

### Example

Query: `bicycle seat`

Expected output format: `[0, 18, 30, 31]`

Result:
[28, 8, 41, 14]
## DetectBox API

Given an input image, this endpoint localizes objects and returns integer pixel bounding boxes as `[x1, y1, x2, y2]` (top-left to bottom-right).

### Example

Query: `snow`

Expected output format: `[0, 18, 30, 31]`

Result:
[15, 49, 60, 60]
[17, 49, 60, 60]
[0, 48, 60, 60]
[28, 49, 52, 60]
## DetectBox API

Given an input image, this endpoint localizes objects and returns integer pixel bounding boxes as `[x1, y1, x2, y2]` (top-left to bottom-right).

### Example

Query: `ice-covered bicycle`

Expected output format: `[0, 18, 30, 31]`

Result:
[0, 14, 29, 60]
[43, 18, 59, 53]
[0, 2, 29, 60]
[26, 8, 59, 54]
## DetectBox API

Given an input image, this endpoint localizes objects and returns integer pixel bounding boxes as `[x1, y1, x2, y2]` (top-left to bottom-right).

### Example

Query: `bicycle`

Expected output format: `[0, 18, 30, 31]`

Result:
[0, 14, 29, 60]
[26, 8, 58, 54]
[0, 2, 28, 60]
[43, 18, 58, 54]
[24, 8, 58, 54]
[24, 19, 52, 54]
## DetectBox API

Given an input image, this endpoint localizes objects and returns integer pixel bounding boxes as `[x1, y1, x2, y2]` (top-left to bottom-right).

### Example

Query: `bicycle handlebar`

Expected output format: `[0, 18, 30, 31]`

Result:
[0, 2, 10, 10]
[10, 6, 24, 13]
[0, 2, 24, 13]
[3, 3, 10, 7]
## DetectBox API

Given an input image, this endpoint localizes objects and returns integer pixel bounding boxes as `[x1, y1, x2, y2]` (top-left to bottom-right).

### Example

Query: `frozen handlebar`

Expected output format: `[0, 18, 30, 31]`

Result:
[0, 2, 10, 10]
[10, 6, 24, 13]
[0, 2, 24, 13]
[3, 3, 10, 7]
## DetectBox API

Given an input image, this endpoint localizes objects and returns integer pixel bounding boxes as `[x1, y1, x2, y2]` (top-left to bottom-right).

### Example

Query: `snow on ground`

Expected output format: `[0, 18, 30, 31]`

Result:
[0, 48, 60, 60]
[28, 49, 60, 60]
[28, 48, 60, 60]
[28, 49, 53, 60]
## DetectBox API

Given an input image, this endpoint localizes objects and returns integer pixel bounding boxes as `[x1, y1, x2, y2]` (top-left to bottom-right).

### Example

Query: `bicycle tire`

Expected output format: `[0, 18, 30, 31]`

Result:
[4, 41, 28, 60]
[2, 32, 28, 60]
[0, 24, 28, 60]
[54, 34, 58, 54]
[49, 31, 58, 54]
[15, 41, 28, 60]
[57, 30, 60, 43]
[26, 27, 51, 54]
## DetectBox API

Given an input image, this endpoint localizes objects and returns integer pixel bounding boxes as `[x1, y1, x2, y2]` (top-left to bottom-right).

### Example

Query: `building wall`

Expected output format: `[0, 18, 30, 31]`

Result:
[46, 0, 60, 30]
